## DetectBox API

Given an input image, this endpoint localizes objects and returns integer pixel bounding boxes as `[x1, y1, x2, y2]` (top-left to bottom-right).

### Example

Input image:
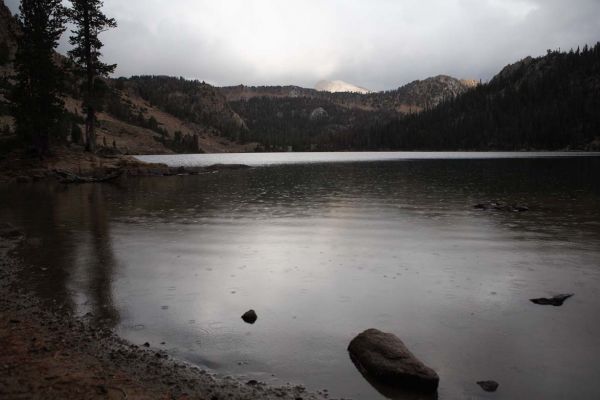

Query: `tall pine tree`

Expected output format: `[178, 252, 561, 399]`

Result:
[68, 0, 116, 153]
[12, 0, 66, 156]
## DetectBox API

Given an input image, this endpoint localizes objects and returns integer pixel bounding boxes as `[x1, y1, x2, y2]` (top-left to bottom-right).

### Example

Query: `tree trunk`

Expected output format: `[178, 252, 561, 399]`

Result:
[85, 105, 95, 152]
[83, 7, 95, 153]
[33, 131, 49, 158]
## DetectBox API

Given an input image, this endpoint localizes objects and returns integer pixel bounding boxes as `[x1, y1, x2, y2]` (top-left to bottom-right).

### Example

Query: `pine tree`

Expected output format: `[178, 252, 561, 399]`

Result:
[12, 0, 66, 157]
[67, 0, 116, 153]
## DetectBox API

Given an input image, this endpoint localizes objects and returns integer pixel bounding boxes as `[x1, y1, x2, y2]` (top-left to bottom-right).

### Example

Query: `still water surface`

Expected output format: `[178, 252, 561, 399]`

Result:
[2, 153, 600, 399]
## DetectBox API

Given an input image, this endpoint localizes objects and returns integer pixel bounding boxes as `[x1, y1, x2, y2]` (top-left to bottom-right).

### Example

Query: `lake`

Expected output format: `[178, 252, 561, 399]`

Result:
[2, 152, 600, 399]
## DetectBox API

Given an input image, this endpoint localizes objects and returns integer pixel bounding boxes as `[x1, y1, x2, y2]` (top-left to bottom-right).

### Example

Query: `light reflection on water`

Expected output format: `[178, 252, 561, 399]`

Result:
[2, 156, 600, 400]
[135, 151, 600, 167]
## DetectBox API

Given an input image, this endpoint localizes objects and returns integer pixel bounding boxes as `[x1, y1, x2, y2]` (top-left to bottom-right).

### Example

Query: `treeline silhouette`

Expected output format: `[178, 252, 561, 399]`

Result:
[338, 43, 600, 151]
[228, 45, 600, 151]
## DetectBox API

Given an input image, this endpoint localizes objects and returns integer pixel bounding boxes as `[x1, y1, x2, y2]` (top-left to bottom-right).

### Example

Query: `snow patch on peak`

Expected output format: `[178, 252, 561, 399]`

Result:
[315, 80, 371, 94]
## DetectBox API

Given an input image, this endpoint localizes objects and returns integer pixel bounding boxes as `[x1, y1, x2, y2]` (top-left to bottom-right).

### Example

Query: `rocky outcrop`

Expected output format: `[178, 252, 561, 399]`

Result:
[348, 329, 439, 392]
[389, 75, 477, 109]
[309, 107, 328, 121]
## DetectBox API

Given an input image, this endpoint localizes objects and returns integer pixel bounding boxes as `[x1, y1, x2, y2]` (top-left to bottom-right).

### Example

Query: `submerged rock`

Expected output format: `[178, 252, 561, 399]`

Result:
[530, 294, 573, 306]
[348, 329, 439, 392]
[474, 202, 529, 212]
[241, 310, 258, 324]
[477, 380, 499, 392]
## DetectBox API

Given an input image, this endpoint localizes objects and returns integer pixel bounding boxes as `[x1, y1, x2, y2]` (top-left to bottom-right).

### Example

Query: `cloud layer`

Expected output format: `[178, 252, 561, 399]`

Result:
[5, 0, 600, 90]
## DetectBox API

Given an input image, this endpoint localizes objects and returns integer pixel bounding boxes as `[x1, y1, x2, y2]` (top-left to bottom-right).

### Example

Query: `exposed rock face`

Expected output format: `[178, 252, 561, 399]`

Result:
[309, 107, 328, 121]
[348, 329, 439, 392]
[393, 75, 477, 109]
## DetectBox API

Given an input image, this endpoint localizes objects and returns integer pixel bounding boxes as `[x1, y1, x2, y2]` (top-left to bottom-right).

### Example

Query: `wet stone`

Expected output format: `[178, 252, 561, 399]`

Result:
[348, 328, 439, 392]
[477, 380, 499, 392]
[530, 293, 573, 306]
[241, 310, 258, 324]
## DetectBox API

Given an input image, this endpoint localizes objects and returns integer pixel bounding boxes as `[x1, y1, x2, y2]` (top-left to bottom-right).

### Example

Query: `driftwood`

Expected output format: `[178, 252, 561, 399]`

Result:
[55, 169, 123, 184]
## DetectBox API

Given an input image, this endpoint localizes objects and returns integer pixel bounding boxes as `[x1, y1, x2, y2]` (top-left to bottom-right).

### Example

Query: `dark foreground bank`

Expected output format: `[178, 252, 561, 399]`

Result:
[0, 225, 329, 400]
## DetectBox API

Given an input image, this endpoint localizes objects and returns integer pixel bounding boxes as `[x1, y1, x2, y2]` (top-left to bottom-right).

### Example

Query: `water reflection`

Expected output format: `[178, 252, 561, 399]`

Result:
[351, 365, 438, 400]
[1, 156, 599, 400]
[1, 184, 120, 328]
[85, 185, 119, 326]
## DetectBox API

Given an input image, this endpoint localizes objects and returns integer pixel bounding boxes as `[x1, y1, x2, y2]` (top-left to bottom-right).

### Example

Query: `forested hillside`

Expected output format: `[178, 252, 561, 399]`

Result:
[353, 45, 600, 150]
[223, 76, 476, 151]
[0, 0, 253, 156]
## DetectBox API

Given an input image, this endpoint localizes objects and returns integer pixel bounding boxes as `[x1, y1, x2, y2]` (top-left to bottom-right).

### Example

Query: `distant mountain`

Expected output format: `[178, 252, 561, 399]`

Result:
[219, 75, 477, 151]
[315, 80, 371, 94]
[221, 75, 476, 113]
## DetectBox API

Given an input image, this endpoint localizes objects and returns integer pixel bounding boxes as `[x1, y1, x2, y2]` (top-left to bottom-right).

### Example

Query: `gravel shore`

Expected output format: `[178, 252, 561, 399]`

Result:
[0, 225, 331, 400]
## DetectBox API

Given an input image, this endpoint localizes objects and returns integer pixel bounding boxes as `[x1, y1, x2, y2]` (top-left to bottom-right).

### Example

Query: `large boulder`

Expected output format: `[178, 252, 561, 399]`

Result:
[348, 329, 439, 392]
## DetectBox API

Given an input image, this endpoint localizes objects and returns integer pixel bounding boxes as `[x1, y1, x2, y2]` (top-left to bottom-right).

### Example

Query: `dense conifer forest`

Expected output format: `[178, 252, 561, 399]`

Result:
[337, 44, 600, 151]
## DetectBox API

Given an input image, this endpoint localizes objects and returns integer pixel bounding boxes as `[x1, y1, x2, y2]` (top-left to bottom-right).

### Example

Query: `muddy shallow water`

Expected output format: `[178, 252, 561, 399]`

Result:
[2, 154, 600, 399]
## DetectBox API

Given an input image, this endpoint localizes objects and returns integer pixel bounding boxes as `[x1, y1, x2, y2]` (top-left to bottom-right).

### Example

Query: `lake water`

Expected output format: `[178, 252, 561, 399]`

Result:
[136, 151, 600, 167]
[2, 152, 600, 399]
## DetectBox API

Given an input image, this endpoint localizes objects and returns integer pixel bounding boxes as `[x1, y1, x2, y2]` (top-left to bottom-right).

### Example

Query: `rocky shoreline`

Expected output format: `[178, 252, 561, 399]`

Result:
[0, 147, 252, 184]
[0, 226, 329, 400]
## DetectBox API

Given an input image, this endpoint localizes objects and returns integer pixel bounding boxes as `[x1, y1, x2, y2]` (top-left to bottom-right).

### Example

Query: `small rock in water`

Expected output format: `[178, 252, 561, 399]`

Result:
[477, 380, 499, 392]
[143, 342, 150, 347]
[474, 202, 529, 212]
[347, 328, 439, 392]
[530, 293, 573, 306]
[241, 309, 258, 324]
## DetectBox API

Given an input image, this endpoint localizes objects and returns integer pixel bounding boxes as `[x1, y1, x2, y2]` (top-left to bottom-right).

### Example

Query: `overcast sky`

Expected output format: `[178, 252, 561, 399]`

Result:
[5, 0, 600, 90]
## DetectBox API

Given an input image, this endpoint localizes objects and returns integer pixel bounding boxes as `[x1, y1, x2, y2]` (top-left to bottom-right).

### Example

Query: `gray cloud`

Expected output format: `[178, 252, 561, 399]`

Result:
[4, 0, 600, 90]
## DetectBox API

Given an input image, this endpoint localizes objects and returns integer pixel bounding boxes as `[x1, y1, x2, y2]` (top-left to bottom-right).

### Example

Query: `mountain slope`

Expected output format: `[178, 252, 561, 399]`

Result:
[0, 0, 254, 155]
[361, 45, 600, 150]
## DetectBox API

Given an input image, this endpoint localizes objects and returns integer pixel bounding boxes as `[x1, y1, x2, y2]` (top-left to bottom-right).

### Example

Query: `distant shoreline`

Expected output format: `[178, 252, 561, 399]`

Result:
[2, 148, 600, 184]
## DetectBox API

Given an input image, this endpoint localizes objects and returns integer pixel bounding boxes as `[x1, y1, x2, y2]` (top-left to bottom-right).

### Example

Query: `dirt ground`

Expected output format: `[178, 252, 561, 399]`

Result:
[0, 226, 331, 400]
